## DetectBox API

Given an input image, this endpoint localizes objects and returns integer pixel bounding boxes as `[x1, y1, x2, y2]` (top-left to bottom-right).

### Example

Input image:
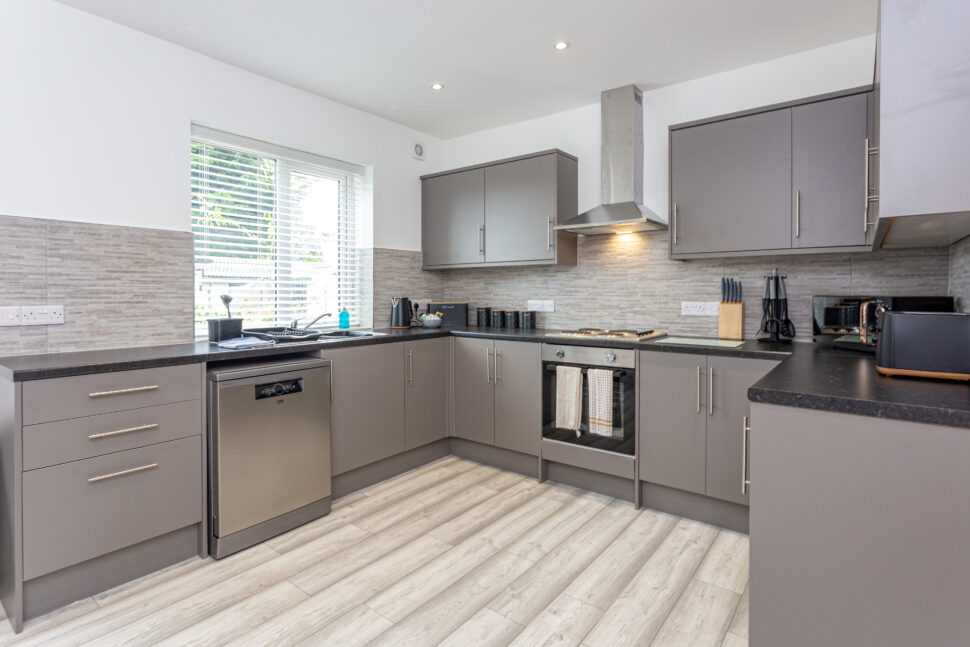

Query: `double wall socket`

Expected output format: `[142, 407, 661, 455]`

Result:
[0, 305, 64, 326]
[681, 301, 720, 316]
[527, 300, 555, 313]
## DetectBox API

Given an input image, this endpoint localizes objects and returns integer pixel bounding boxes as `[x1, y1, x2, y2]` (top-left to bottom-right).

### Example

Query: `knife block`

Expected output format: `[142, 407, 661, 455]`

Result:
[718, 302, 744, 340]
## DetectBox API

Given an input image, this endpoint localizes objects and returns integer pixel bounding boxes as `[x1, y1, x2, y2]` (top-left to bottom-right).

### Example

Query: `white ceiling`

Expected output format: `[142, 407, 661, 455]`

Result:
[55, 0, 877, 138]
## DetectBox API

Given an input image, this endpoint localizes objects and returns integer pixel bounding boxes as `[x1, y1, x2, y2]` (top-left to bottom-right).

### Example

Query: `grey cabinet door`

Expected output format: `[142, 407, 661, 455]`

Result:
[453, 337, 495, 445]
[422, 169, 485, 266]
[326, 344, 405, 475]
[638, 351, 708, 494]
[493, 340, 541, 456]
[705, 356, 780, 505]
[404, 338, 449, 450]
[670, 108, 792, 255]
[484, 154, 556, 263]
[792, 93, 868, 248]
[880, 0, 970, 221]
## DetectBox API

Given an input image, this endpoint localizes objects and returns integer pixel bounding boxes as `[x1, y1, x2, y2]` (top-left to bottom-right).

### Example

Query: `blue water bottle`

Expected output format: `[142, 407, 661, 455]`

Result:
[338, 308, 350, 329]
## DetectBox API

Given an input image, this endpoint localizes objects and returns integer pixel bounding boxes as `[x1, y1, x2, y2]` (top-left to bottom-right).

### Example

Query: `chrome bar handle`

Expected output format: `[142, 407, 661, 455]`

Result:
[742, 416, 751, 494]
[708, 366, 714, 416]
[486, 348, 492, 383]
[795, 189, 800, 238]
[863, 137, 880, 233]
[547, 218, 553, 250]
[696, 365, 701, 413]
[673, 203, 678, 246]
[330, 361, 334, 402]
[494, 350, 501, 383]
[88, 423, 158, 440]
[88, 463, 158, 483]
[479, 224, 485, 257]
[88, 385, 158, 398]
[408, 349, 413, 387]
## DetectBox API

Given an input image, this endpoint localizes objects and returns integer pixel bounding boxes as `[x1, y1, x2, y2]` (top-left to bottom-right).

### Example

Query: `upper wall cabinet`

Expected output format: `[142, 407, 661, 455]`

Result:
[875, 0, 970, 248]
[669, 88, 874, 260]
[421, 150, 578, 269]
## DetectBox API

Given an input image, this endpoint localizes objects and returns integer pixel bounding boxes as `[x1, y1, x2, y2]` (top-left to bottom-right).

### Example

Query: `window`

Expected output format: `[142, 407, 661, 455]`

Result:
[190, 126, 363, 336]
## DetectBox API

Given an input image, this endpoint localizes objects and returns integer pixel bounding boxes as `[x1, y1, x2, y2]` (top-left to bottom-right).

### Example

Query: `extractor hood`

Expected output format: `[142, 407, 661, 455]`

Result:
[556, 84, 667, 235]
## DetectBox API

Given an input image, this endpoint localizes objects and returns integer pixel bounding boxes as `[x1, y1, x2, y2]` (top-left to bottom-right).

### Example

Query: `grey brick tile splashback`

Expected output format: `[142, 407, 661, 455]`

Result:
[949, 235, 970, 312]
[375, 232, 953, 339]
[0, 214, 193, 355]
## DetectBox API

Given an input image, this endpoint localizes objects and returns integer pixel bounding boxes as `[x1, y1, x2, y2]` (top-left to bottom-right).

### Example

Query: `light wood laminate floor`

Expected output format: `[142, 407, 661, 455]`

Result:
[0, 457, 749, 646]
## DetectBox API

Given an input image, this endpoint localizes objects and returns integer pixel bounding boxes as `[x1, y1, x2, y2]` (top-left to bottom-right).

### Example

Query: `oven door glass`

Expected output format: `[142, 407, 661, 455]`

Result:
[541, 361, 635, 455]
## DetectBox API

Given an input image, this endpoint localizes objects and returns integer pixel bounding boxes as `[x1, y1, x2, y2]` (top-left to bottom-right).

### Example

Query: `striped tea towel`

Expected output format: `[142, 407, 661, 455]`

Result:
[555, 365, 583, 433]
[587, 368, 614, 436]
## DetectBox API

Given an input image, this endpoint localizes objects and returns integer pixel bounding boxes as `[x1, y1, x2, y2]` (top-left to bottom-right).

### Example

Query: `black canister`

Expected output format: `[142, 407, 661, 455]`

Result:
[491, 309, 506, 328]
[520, 310, 536, 329]
[505, 310, 520, 329]
[477, 307, 492, 328]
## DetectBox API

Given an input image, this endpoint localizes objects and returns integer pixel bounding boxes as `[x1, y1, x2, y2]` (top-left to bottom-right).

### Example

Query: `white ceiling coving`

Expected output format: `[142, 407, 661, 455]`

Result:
[55, 0, 877, 138]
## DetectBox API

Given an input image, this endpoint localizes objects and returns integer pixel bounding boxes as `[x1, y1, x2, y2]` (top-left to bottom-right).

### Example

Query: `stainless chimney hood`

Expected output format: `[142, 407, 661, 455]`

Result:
[556, 85, 667, 235]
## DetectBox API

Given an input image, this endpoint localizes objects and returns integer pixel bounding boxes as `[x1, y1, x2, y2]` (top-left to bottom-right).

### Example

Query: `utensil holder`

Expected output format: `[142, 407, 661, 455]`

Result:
[208, 318, 243, 342]
[718, 303, 743, 340]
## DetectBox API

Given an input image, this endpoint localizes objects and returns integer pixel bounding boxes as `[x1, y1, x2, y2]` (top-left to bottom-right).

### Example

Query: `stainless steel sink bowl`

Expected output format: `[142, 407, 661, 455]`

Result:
[319, 330, 386, 338]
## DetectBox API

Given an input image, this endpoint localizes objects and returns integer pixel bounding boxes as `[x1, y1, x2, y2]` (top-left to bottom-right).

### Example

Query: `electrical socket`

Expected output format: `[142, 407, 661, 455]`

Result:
[543, 300, 555, 313]
[681, 301, 720, 316]
[527, 300, 555, 313]
[0, 307, 21, 327]
[21, 305, 64, 326]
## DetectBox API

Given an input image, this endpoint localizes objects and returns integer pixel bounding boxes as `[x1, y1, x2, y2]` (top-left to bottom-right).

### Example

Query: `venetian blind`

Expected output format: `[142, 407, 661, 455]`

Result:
[190, 126, 364, 336]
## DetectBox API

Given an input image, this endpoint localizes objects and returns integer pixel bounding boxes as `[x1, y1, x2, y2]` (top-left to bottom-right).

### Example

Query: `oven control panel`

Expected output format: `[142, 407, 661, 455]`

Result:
[540, 344, 635, 368]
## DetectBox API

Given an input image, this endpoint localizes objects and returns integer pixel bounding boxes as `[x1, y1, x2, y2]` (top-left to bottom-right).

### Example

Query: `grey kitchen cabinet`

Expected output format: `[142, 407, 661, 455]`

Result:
[639, 351, 708, 494]
[453, 337, 495, 445]
[421, 168, 485, 266]
[670, 108, 792, 256]
[452, 337, 539, 456]
[639, 350, 778, 503]
[493, 340, 541, 456]
[791, 93, 869, 248]
[484, 154, 557, 264]
[326, 343, 406, 475]
[705, 355, 780, 505]
[404, 337, 449, 450]
[749, 403, 970, 647]
[878, 0, 970, 234]
[669, 88, 876, 258]
[421, 150, 577, 269]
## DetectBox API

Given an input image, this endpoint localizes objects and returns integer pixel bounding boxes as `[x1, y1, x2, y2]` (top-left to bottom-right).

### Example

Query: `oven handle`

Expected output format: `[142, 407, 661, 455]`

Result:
[542, 363, 632, 377]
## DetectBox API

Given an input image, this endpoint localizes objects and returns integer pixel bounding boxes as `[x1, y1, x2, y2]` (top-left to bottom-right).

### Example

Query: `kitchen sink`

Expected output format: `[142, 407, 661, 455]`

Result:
[319, 330, 386, 338]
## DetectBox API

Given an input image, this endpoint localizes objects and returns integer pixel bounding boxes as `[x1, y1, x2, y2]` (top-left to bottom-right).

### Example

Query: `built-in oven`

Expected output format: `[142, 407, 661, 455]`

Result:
[541, 344, 636, 456]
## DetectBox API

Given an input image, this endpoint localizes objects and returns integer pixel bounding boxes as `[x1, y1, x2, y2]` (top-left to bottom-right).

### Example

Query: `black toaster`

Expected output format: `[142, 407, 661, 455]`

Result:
[875, 312, 970, 381]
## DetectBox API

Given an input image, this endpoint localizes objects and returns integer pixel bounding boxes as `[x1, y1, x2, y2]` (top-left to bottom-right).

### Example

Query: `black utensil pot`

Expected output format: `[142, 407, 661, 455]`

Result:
[390, 297, 412, 328]
[505, 310, 520, 329]
[491, 309, 506, 328]
[477, 307, 492, 327]
[208, 318, 243, 342]
[521, 311, 536, 329]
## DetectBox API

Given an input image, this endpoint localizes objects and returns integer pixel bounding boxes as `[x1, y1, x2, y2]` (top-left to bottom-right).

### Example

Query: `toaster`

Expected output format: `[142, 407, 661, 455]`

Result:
[875, 312, 970, 381]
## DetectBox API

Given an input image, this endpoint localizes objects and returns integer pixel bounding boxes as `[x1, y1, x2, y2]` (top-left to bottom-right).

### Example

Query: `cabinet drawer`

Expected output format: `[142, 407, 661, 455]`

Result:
[23, 400, 202, 471]
[23, 436, 202, 580]
[22, 364, 202, 425]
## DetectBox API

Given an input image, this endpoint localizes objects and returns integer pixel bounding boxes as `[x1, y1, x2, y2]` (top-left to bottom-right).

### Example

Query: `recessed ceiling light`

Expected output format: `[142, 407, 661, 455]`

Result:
[554, 41, 569, 51]
[431, 82, 443, 90]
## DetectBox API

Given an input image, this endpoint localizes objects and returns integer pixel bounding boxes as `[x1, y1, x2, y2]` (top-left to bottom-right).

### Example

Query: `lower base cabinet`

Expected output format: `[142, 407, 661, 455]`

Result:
[453, 337, 540, 455]
[404, 337, 449, 450]
[639, 350, 779, 505]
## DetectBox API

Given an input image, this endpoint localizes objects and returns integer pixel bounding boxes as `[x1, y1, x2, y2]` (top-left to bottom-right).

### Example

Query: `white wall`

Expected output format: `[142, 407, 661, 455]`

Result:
[0, 0, 440, 250]
[439, 35, 877, 220]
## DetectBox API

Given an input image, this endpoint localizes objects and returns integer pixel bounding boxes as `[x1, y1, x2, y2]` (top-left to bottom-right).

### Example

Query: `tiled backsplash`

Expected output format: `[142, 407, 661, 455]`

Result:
[0, 215, 194, 356]
[948, 235, 970, 312]
[374, 232, 956, 338]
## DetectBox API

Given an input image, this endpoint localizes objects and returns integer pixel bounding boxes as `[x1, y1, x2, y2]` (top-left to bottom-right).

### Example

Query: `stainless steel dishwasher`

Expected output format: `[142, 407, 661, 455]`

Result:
[207, 355, 331, 558]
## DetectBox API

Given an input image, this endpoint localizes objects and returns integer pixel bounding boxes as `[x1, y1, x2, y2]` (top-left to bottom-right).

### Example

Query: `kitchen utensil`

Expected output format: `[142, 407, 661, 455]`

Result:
[718, 277, 743, 340]
[492, 309, 506, 328]
[757, 269, 795, 342]
[477, 307, 492, 328]
[505, 310, 520, 329]
[390, 297, 412, 329]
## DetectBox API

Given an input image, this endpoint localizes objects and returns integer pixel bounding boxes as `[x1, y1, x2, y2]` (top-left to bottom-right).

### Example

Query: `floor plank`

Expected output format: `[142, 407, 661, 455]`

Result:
[720, 631, 748, 647]
[294, 604, 394, 647]
[693, 531, 750, 595]
[650, 579, 741, 647]
[727, 585, 749, 639]
[437, 607, 524, 647]
[427, 478, 548, 545]
[503, 490, 612, 562]
[508, 593, 604, 647]
[582, 519, 719, 647]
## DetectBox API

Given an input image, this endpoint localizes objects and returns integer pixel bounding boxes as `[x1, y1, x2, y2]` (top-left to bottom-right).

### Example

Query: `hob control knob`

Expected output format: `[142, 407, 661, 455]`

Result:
[555, 349, 565, 358]
[606, 353, 617, 362]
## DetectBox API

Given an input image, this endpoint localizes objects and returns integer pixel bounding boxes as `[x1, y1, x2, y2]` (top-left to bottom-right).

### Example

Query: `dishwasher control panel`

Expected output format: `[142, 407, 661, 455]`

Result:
[255, 378, 304, 400]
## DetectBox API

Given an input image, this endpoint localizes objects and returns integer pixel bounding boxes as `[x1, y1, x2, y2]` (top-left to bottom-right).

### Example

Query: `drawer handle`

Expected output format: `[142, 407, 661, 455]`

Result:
[88, 385, 159, 398]
[88, 463, 158, 483]
[88, 423, 158, 440]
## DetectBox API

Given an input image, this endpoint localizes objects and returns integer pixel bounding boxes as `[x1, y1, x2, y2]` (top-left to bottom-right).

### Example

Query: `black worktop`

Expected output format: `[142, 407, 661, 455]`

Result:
[1, 327, 968, 428]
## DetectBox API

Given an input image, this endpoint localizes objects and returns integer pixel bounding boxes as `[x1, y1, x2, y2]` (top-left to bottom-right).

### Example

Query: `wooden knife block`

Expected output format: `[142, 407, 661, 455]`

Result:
[718, 302, 744, 340]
